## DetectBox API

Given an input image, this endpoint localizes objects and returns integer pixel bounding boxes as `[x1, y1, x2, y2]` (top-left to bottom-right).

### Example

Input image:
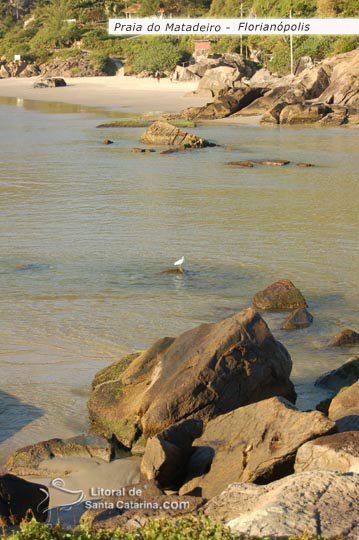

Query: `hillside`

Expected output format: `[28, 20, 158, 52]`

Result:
[0, 0, 358, 75]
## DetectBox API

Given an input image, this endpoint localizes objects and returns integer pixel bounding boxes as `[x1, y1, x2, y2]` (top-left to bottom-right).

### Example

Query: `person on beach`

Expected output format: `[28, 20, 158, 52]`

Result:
[155, 70, 160, 82]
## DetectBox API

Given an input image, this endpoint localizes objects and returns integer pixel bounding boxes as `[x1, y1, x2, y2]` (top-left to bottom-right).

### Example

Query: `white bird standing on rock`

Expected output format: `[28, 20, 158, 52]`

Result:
[174, 256, 185, 273]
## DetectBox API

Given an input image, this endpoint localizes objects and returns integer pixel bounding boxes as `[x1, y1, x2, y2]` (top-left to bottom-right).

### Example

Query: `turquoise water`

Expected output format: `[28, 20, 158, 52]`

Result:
[1, 96, 359, 463]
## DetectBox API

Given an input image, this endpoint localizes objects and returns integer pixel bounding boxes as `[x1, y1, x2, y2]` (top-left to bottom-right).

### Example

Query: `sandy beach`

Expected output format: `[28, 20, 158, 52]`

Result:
[0, 75, 209, 113]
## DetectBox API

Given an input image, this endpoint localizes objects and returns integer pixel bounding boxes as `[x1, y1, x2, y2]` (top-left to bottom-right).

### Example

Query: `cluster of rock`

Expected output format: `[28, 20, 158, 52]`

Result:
[176, 50, 359, 126]
[39, 52, 113, 78]
[3, 279, 359, 536]
[0, 56, 40, 78]
[0, 52, 114, 79]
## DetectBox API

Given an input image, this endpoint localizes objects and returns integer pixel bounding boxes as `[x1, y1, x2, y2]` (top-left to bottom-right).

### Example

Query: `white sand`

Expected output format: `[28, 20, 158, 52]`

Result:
[0, 75, 209, 113]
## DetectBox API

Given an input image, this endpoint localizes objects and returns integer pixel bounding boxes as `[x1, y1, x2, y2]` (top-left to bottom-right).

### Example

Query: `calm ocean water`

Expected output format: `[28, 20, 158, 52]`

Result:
[0, 96, 359, 464]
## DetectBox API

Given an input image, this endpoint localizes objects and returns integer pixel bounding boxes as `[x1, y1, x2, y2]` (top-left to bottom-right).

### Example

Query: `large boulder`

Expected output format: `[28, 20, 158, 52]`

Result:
[204, 471, 359, 539]
[0, 474, 48, 526]
[197, 66, 240, 93]
[181, 87, 266, 120]
[140, 419, 203, 489]
[253, 279, 307, 311]
[329, 328, 359, 347]
[179, 397, 335, 498]
[88, 308, 296, 451]
[140, 121, 213, 148]
[320, 49, 359, 108]
[33, 77, 66, 88]
[5, 434, 113, 476]
[315, 356, 359, 391]
[329, 381, 359, 431]
[279, 103, 331, 125]
[295, 431, 359, 473]
[295, 65, 330, 99]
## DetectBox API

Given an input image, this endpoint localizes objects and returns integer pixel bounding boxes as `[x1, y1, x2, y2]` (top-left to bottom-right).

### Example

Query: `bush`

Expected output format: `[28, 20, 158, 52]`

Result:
[89, 51, 117, 75]
[131, 37, 188, 73]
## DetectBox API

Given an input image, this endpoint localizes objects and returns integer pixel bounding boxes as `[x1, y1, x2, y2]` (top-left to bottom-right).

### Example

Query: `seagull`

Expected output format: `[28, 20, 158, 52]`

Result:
[174, 256, 185, 273]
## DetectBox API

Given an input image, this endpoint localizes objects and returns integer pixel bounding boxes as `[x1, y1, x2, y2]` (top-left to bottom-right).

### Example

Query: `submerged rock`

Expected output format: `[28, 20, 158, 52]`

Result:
[253, 279, 307, 311]
[5, 434, 114, 476]
[329, 328, 359, 347]
[255, 159, 290, 166]
[103, 139, 114, 145]
[0, 474, 48, 526]
[88, 308, 296, 450]
[179, 397, 335, 498]
[281, 307, 313, 330]
[227, 160, 254, 167]
[204, 471, 359, 539]
[315, 356, 359, 391]
[140, 121, 214, 148]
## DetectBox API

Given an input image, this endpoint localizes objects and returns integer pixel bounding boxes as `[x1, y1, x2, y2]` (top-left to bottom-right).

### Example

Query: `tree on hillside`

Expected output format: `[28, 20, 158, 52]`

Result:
[30, 0, 81, 48]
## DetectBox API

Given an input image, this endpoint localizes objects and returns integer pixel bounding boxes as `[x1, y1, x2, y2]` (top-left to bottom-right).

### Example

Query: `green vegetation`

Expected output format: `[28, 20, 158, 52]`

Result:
[0, 517, 345, 540]
[0, 0, 359, 74]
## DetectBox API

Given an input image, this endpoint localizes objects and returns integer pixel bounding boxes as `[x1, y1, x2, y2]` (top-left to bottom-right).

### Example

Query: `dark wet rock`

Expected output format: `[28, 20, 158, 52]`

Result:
[131, 147, 156, 153]
[253, 279, 307, 311]
[140, 121, 214, 148]
[97, 120, 149, 128]
[329, 328, 359, 347]
[315, 357, 359, 391]
[159, 266, 186, 274]
[33, 77, 66, 88]
[81, 480, 205, 531]
[295, 431, 359, 473]
[204, 471, 359, 539]
[88, 308, 296, 450]
[5, 434, 114, 476]
[328, 381, 359, 432]
[296, 162, 315, 167]
[15, 263, 52, 272]
[227, 160, 254, 167]
[0, 474, 48, 525]
[281, 307, 314, 330]
[179, 397, 335, 498]
[103, 139, 114, 145]
[255, 159, 290, 166]
[140, 419, 203, 489]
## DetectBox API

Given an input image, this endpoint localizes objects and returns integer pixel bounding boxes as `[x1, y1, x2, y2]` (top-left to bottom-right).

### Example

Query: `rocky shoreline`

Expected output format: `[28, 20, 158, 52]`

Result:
[2, 279, 359, 537]
[169, 49, 359, 128]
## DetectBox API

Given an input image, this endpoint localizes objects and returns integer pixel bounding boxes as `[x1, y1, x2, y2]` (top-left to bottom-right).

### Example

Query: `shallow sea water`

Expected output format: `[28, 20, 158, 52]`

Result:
[0, 96, 359, 464]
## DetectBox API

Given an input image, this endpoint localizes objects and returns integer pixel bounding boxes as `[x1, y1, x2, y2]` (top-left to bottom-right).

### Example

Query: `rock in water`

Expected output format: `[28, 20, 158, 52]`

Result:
[179, 396, 335, 498]
[0, 474, 48, 525]
[281, 307, 314, 330]
[315, 356, 359, 391]
[295, 431, 359, 473]
[204, 471, 359, 539]
[329, 328, 359, 347]
[88, 308, 296, 450]
[139, 121, 213, 148]
[253, 279, 307, 311]
[5, 434, 114, 476]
